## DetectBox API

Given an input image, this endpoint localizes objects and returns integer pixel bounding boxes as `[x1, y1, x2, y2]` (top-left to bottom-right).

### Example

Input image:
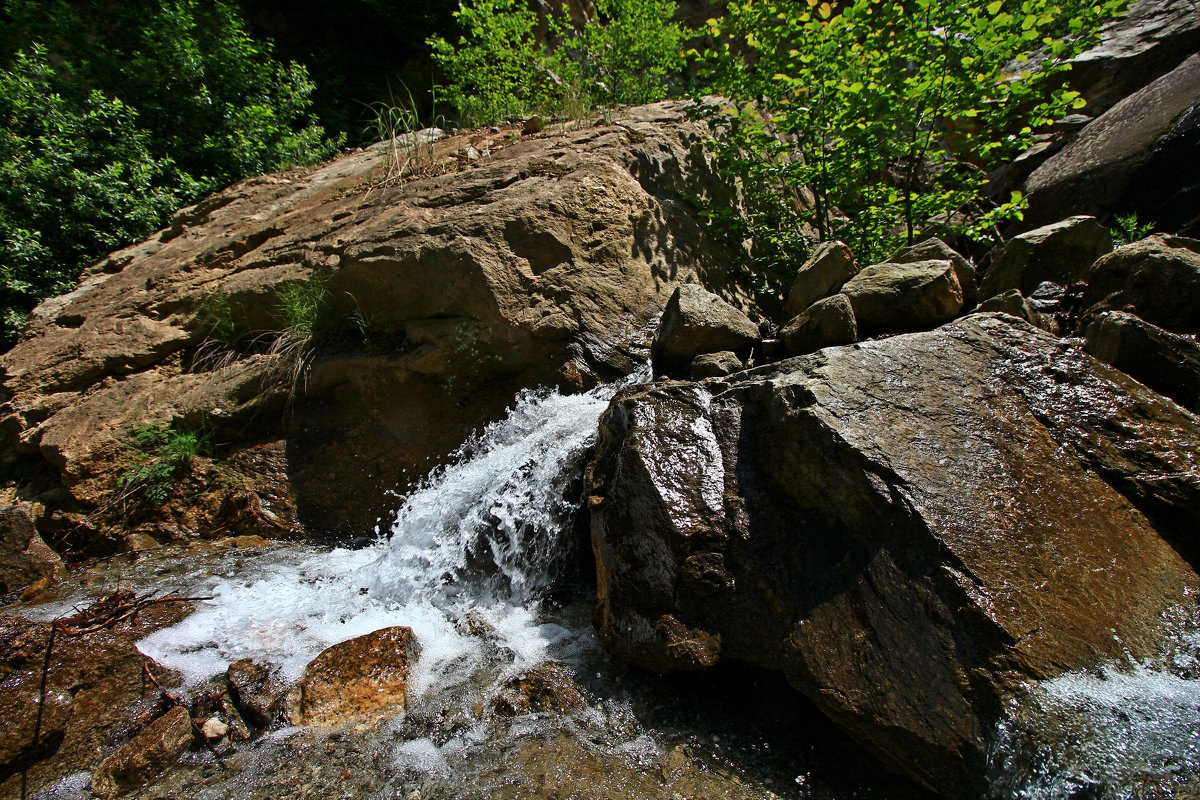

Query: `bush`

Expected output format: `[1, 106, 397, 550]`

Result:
[119, 424, 210, 506]
[429, 0, 687, 125]
[0, 0, 339, 348]
[703, 0, 1126, 272]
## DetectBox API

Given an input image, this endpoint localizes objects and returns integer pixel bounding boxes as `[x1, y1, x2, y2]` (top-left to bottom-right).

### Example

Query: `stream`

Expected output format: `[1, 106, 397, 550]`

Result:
[18, 376, 1200, 800]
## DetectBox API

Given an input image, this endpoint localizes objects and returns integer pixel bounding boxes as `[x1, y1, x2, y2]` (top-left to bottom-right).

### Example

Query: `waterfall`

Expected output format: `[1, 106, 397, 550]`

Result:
[136, 376, 634, 695]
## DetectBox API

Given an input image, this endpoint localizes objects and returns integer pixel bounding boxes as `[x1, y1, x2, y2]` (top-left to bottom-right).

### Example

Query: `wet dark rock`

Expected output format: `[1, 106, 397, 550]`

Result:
[981, 216, 1112, 299]
[0, 503, 65, 596]
[1081, 234, 1200, 333]
[974, 290, 1056, 333]
[885, 238, 977, 309]
[689, 351, 743, 380]
[1084, 310, 1200, 411]
[90, 706, 194, 799]
[227, 658, 287, 728]
[294, 626, 416, 727]
[587, 314, 1200, 797]
[780, 294, 857, 356]
[782, 241, 858, 323]
[1023, 54, 1200, 229]
[652, 284, 759, 375]
[493, 662, 586, 716]
[0, 605, 189, 799]
[840, 259, 963, 335]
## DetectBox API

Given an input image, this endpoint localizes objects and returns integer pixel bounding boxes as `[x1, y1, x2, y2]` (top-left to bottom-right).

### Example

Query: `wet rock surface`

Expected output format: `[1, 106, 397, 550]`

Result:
[294, 626, 416, 727]
[90, 705, 194, 798]
[0, 604, 190, 799]
[0, 503, 65, 596]
[587, 314, 1200, 796]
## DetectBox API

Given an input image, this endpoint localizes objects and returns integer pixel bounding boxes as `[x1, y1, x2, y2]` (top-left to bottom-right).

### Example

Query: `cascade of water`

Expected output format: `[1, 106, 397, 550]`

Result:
[137, 374, 640, 694]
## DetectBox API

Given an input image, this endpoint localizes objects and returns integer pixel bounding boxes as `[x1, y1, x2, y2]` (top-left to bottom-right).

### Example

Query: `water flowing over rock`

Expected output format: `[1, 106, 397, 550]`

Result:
[586, 314, 1200, 797]
[0, 101, 743, 543]
[90, 706, 194, 799]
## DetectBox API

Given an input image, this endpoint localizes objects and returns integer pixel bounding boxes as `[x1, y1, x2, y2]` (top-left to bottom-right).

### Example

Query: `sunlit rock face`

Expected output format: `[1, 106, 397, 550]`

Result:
[587, 313, 1200, 797]
[0, 100, 747, 546]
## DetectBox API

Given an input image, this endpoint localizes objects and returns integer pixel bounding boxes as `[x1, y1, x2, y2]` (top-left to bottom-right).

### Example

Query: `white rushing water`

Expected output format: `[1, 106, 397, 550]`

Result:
[137, 378, 628, 699]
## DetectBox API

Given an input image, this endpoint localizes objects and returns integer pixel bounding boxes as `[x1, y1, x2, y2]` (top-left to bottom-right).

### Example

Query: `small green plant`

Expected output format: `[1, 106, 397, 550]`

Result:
[265, 272, 333, 401]
[1112, 212, 1154, 245]
[119, 424, 210, 506]
[365, 85, 445, 187]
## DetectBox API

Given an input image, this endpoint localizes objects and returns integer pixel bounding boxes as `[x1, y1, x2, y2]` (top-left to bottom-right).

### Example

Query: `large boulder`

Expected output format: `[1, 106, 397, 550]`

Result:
[651, 284, 759, 374]
[1023, 54, 1200, 230]
[840, 259, 963, 335]
[1084, 310, 1200, 410]
[779, 293, 857, 356]
[1081, 234, 1200, 333]
[781, 241, 858, 322]
[885, 238, 977, 309]
[587, 314, 1200, 797]
[980, 216, 1112, 299]
[293, 626, 416, 727]
[0, 101, 744, 544]
[1069, 0, 1200, 115]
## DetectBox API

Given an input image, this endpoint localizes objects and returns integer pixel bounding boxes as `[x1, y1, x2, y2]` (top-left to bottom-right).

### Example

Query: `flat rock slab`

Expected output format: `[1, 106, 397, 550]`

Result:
[91, 706, 193, 799]
[587, 314, 1200, 797]
[296, 626, 416, 727]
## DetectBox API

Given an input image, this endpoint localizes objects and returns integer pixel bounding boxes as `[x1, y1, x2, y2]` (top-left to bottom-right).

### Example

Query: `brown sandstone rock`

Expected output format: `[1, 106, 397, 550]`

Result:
[885, 238, 977, 309]
[295, 626, 416, 726]
[0, 504, 65, 596]
[0, 101, 744, 541]
[840, 259, 963, 335]
[781, 241, 858, 323]
[688, 351, 743, 380]
[90, 706, 194, 799]
[587, 314, 1200, 797]
[227, 658, 287, 728]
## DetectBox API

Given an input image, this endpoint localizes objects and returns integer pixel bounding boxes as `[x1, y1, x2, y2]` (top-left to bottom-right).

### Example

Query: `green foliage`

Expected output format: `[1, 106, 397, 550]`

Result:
[0, 47, 184, 346]
[119, 424, 210, 506]
[582, 0, 687, 106]
[0, 0, 339, 349]
[196, 292, 244, 348]
[703, 0, 1126, 269]
[274, 273, 332, 340]
[1112, 211, 1154, 245]
[429, 0, 687, 126]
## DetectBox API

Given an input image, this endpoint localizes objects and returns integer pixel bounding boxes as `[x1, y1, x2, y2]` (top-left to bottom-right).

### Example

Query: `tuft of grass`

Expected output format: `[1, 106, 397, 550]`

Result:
[274, 272, 331, 339]
[119, 424, 211, 506]
[365, 85, 445, 189]
[1112, 212, 1155, 246]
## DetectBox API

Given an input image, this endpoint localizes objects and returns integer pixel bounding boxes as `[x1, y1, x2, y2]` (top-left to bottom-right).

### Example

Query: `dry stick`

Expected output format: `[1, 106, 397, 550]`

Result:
[23, 623, 58, 800]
